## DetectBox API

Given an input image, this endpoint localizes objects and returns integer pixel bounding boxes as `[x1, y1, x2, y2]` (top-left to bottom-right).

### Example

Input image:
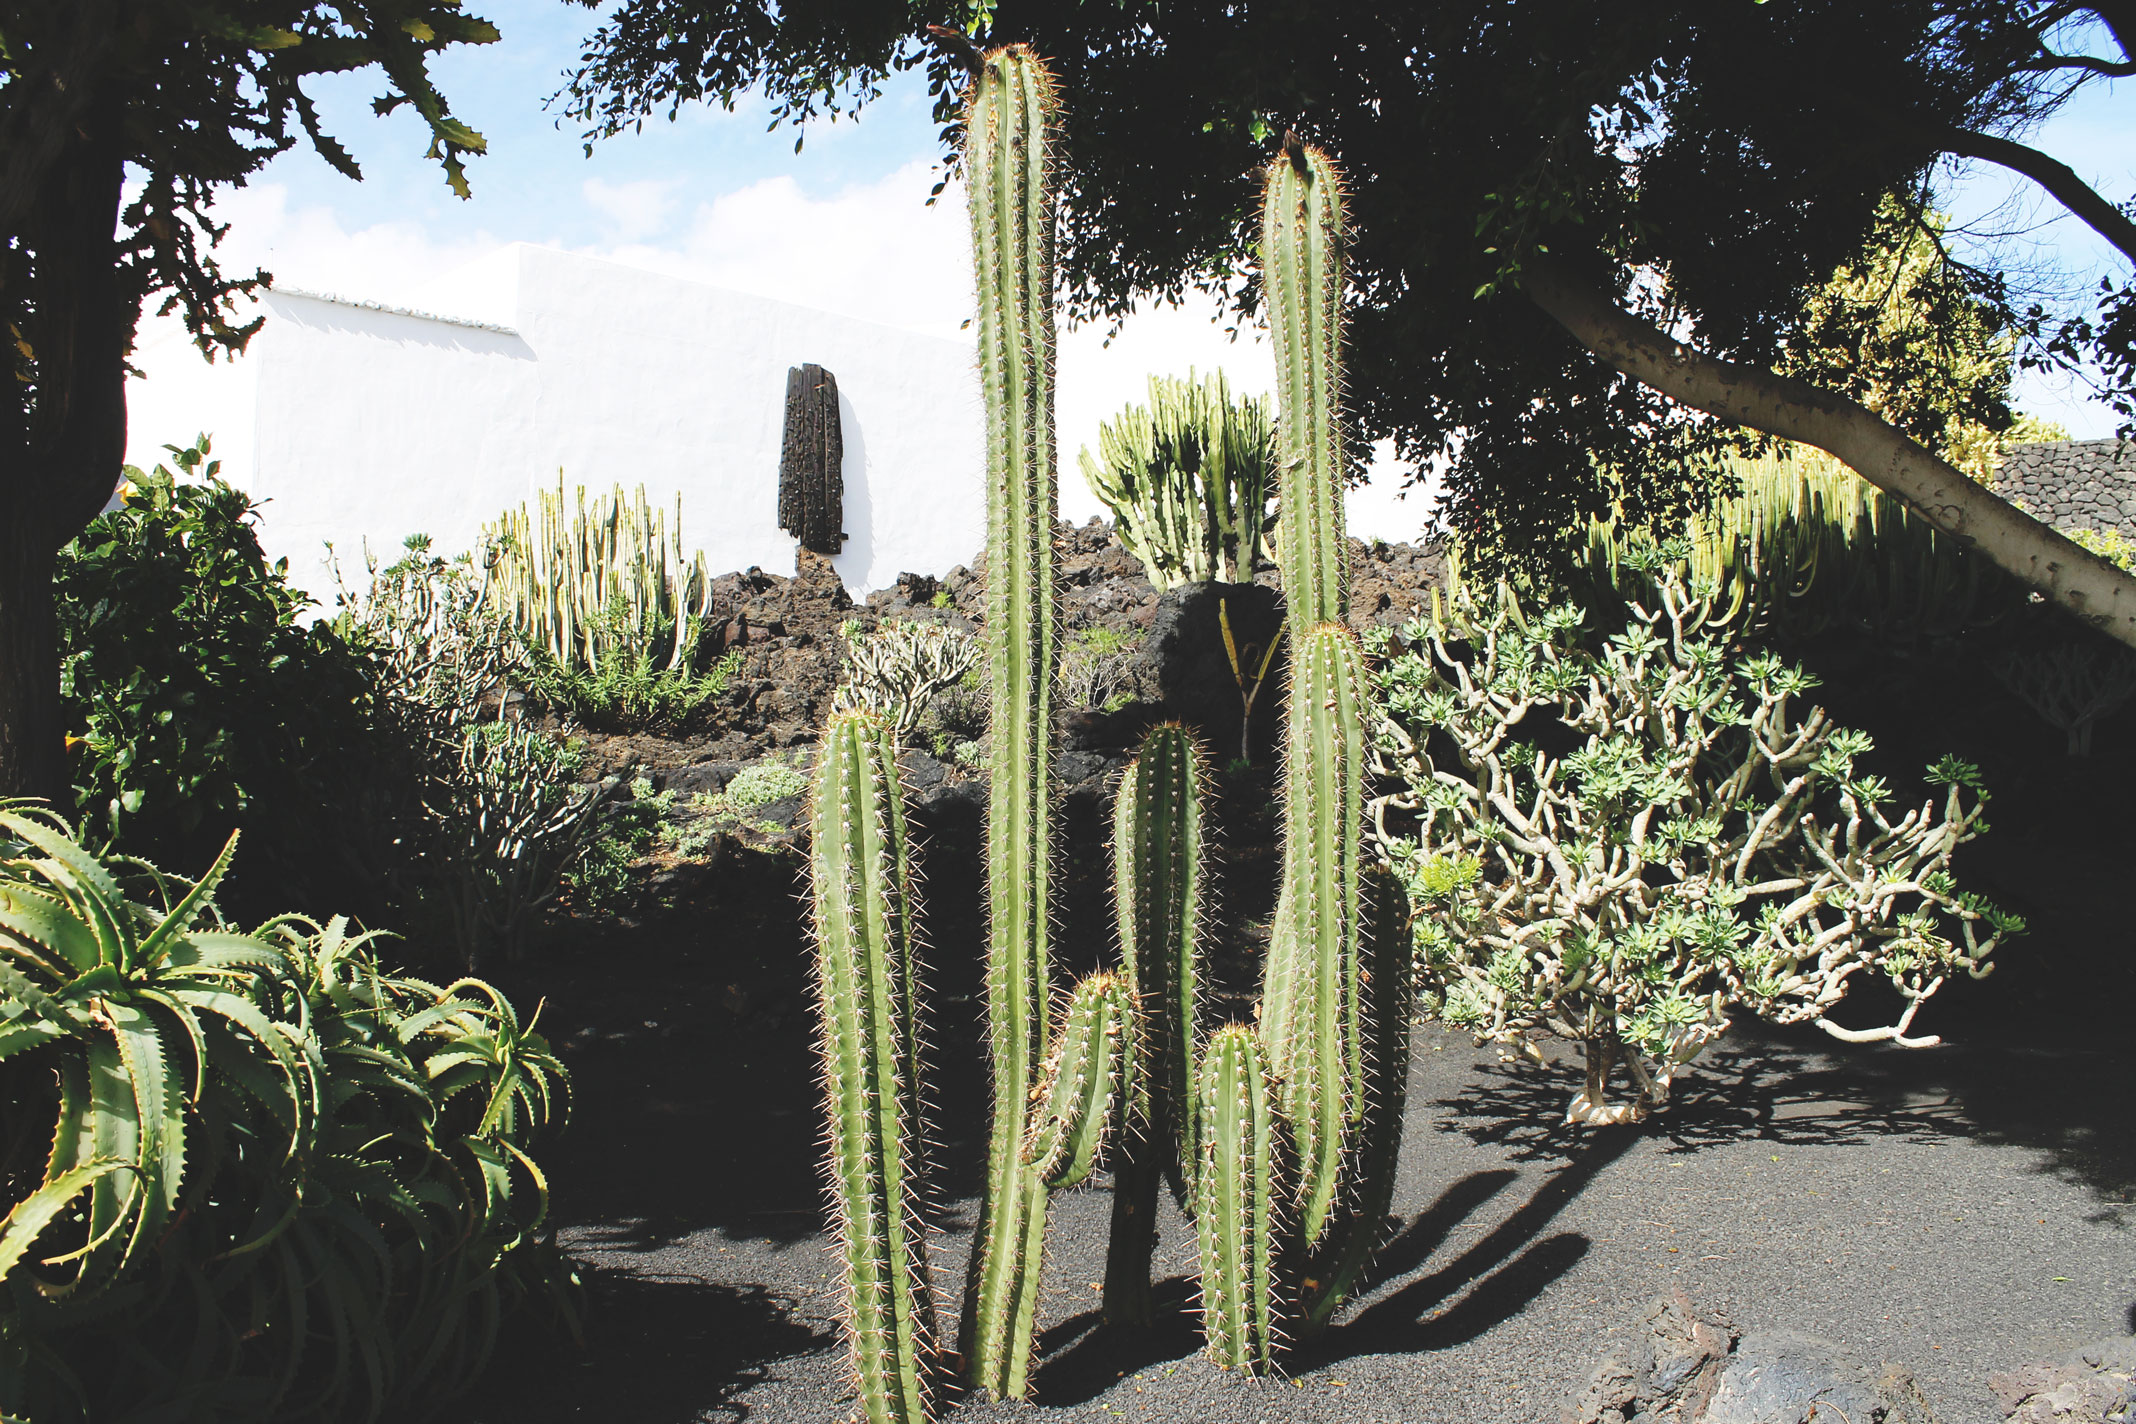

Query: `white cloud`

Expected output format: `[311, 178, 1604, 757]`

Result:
[581, 176, 683, 244]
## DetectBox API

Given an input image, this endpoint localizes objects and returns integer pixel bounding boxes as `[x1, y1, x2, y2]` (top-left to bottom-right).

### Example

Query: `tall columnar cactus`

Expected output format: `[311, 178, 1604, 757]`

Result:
[808, 712, 936, 1424]
[1102, 724, 1206, 1325]
[1264, 137, 1349, 635]
[961, 42, 1065, 1402]
[1194, 1024, 1282, 1373]
[1259, 138, 1370, 1249]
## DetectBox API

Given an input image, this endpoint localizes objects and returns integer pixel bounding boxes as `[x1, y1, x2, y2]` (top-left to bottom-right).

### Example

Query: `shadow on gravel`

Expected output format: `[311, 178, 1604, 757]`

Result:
[1438, 1024, 2136, 1213]
[479, 1270, 832, 1423]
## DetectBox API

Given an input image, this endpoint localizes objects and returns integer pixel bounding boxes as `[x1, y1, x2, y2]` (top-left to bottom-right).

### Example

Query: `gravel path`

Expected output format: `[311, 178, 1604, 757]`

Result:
[475, 1014, 2134, 1424]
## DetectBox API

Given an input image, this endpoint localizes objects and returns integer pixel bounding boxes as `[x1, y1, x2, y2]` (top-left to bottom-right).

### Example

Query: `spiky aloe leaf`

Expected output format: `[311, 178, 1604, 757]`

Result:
[1194, 1024, 1281, 1374]
[1301, 865, 1414, 1335]
[1024, 972, 1135, 1191]
[1260, 624, 1369, 1244]
[1103, 723, 1204, 1324]
[960, 40, 1063, 1405]
[1263, 140, 1349, 636]
[807, 712, 937, 1424]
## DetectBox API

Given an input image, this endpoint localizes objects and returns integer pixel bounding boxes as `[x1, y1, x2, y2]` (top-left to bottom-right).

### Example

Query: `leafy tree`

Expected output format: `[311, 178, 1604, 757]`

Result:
[0, 0, 497, 800]
[563, 0, 2136, 641]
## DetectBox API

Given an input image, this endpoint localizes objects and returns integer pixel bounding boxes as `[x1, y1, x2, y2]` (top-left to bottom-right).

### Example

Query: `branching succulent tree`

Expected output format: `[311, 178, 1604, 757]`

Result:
[1368, 556, 2024, 1124]
[0, 0, 496, 800]
[1078, 369, 1276, 588]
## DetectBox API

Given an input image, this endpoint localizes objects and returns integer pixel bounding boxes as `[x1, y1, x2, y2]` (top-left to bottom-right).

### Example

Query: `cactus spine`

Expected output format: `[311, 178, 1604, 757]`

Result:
[961, 43, 1064, 1402]
[1194, 1025, 1282, 1372]
[1102, 724, 1205, 1324]
[808, 712, 936, 1424]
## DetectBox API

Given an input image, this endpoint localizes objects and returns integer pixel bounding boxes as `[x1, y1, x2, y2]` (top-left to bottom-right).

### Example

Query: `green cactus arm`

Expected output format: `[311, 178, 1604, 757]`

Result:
[959, 41, 1062, 1405]
[808, 712, 937, 1424]
[1194, 1023, 1281, 1374]
[1259, 624, 1369, 1245]
[1103, 723, 1207, 1324]
[1023, 972, 1136, 1190]
[1263, 142, 1349, 634]
[1301, 865, 1414, 1336]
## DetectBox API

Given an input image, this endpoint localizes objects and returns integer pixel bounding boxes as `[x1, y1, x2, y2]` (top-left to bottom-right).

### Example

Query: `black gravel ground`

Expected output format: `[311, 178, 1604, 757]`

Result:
[471, 890, 2134, 1424]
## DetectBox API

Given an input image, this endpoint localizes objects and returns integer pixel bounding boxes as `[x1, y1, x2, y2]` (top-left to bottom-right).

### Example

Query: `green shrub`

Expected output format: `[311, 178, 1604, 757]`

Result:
[56, 438, 378, 905]
[0, 809, 573, 1423]
[564, 776, 675, 913]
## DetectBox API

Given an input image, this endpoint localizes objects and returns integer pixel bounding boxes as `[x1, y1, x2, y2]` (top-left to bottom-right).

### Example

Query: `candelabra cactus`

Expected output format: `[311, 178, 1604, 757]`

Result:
[1102, 723, 1206, 1325]
[807, 712, 937, 1424]
[960, 42, 1067, 1402]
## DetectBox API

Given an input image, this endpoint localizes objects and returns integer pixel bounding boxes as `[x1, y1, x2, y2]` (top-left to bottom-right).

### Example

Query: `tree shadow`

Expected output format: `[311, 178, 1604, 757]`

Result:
[475, 1266, 833, 1424]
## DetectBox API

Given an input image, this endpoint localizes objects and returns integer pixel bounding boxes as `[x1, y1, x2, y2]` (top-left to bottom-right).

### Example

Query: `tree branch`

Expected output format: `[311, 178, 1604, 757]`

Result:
[1522, 257, 2136, 649]
[1942, 128, 2136, 266]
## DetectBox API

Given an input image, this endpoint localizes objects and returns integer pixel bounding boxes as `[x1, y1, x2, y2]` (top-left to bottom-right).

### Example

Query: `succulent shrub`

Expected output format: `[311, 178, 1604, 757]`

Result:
[835, 620, 981, 734]
[334, 539, 613, 966]
[1368, 558, 2023, 1123]
[0, 809, 572, 1423]
[1058, 626, 1143, 712]
[1079, 369, 1277, 588]
[725, 758, 810, 814]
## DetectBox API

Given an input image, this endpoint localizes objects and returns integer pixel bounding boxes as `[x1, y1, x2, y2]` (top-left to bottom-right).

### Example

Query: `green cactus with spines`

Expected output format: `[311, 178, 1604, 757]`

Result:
[1024, 972, 1137, 1191]
[1194, 1024, 1283, 1373]
[959, 41, 1064, 1403]
[1102, 722, 1206, 1326]
[1264, 137, 1350, 635]
[807, 712, 937, 1424]
[1300, 863, 1416, 1335]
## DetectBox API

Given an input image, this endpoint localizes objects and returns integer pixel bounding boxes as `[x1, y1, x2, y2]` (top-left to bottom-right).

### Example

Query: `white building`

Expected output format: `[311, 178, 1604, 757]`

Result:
[124, 242, 1441, 602]
[130, 243, 988, 601]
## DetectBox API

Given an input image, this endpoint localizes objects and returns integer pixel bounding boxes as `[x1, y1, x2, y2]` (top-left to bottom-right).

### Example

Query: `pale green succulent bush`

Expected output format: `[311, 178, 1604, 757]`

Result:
[834, 619, 981, 733]
[1368, 556, 2024, 1123]
[723, 758, 808, 813]
[0, 808, 572, 1423]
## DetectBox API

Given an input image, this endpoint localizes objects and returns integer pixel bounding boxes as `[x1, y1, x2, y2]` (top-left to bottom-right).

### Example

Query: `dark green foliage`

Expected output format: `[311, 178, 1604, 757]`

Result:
[524, 638, 742, 734]
[0, 811, 573, 1424]
[55, 440, 381, 910]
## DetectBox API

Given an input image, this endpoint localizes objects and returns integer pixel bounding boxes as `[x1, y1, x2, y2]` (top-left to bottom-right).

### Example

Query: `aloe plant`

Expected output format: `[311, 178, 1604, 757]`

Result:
[956, 41, 1069, 1403]
[0, 809, 572, 1423]
[808, 713, 937, 1424]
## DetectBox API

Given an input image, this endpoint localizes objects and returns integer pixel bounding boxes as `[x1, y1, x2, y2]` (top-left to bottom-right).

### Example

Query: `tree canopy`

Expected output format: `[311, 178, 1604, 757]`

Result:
[565, 0, 2135, 590]
[0, 0, 496, 796]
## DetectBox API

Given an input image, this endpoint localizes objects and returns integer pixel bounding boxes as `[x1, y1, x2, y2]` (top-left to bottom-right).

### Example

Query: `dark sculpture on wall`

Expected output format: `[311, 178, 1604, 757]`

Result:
[778, 363, 845, 554]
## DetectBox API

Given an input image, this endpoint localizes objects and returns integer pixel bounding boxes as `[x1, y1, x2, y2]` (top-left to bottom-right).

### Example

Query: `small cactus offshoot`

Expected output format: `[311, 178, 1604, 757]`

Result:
[1023, 972, 1137, 1190]
[1195, 1024, 1282, 1373]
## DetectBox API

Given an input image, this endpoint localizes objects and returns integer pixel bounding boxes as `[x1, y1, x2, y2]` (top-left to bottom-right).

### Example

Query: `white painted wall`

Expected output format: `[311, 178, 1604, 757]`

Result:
[223, 243, 986, 601]
[126, 243, 1440, 608]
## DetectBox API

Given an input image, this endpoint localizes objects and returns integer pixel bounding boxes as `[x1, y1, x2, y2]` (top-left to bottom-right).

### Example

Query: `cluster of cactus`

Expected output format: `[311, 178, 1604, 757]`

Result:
[1572, 449, 2007, 642]
[834, 619, 982, 733]
[483, 475, 715, 674]
[802, 52, 1413, 1418]
[1079, 369, 1277, 588]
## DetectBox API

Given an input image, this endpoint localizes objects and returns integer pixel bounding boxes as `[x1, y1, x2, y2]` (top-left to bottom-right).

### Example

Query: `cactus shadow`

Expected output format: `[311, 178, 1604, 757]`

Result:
[1023, 1275, 1208, 1403]
[476, 1268, 832, 1423]
[1306, 1129, 1633, 1363]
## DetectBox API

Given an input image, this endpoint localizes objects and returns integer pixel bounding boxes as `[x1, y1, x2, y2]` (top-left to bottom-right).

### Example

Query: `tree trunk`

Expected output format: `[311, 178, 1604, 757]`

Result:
[1523, 258, 2136, 650]
[0, 81, 130, 802]
[0, 517, 62, 804]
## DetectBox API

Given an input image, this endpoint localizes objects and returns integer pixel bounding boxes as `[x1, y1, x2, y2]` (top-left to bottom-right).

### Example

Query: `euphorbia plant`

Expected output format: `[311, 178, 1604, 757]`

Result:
[1368, 552, 2024, 1124]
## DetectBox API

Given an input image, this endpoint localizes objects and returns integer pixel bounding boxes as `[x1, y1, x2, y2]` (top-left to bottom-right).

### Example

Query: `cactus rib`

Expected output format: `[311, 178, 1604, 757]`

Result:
[1195, 1024, 1281, 1373]
[808, 713, 936, 1424]
[959, 42, 1063, 1404]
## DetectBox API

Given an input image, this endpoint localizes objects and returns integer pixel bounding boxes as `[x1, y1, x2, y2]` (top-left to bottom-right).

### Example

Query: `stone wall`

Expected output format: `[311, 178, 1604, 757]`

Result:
[1995, 439, 2136, 533]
